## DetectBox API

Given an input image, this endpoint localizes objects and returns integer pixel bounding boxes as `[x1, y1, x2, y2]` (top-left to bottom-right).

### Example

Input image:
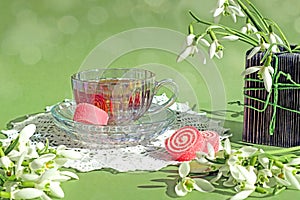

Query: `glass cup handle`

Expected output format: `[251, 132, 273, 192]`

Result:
[148, 79, 179, 114]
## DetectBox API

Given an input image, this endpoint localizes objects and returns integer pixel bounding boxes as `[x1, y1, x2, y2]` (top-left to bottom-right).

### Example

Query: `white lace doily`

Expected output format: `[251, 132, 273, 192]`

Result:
[2, 95, 230, 172]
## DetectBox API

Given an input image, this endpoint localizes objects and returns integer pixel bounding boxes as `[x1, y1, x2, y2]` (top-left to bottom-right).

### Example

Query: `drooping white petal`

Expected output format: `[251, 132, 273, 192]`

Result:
[175, 182, 188, 196]
[186, 34, 196, 46]
[222, 35, 239, 41]
[57, 149, 82, 160]
[179, 162, 190, 178]
[288, 158, 300, 166]
[210, 171, 223, 184]
[217, 0, 226, 7]
[193, 178, 215, 192]
[274, 176, 291, 186]
[239, 146, 258, 157]
[207, 143, 215, 159]
[30, 159, 44, 171]
[284, 167, 300, 190]
[12, 188, 44, 199]
[230, 189, 255, 200]
[247, 46, 261, 59]
[224, 138, 231, 155]
[15, 151, 27, 177]
[209, 41, 217, 59]
[262, 66, 273, 92]
[229, 5, 245, 17]
[0, 156, 13, 169]
[230, 13, 237, 23]
[49, 181, 65, 198]
[248, 166, 257, 185]
[274, 33, 284, 44]
[176, 46, 193, 62]
[267, 66, 275, 75]
[258, 156, 269, 169]
[20, 173, 40, 181]
[40, 192, 52, 200]
[60, 171, 79, 180]
[39, 168, 59, 182]
[223, 176, 236, 187]
[19, 124, 36, 143]
[241, 66, 261, 76]
[55, 158, 69, 166]
[230, 165, 249, 182]
[199, 38, 210, 47]
[213, 7, 224, 17]
[216, 49, 223, 59]
[37, 153, 57, 163]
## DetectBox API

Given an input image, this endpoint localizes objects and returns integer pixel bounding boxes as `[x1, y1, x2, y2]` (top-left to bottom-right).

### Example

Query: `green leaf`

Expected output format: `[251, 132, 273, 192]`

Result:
[4, 136, 19, 155]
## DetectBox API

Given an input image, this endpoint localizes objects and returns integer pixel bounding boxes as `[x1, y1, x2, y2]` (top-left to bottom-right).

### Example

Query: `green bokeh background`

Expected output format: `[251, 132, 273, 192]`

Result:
[2, 0, 300, 128]
[1, 1, 300, 199]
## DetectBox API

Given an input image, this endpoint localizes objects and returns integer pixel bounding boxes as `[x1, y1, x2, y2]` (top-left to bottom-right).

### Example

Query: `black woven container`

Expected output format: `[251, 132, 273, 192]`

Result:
[243, 49, 300, 147]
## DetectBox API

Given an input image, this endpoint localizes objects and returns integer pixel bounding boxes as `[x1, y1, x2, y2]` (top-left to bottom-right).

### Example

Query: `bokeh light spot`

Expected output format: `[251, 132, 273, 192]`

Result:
[57, 15, 79, 34]
[20, 46, 42, 65]
[87, 6, 109, 25]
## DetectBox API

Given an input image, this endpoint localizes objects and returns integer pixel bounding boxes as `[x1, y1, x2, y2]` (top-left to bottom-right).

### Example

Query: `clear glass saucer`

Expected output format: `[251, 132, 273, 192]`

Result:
[50, 101, 176, 148]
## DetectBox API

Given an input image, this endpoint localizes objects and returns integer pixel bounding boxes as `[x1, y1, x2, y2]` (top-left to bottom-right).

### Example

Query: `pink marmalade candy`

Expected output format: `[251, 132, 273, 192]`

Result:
[200, 130, 220, 153]
[165, 126, 205, 161]
[73, 103, 109, 125]
[165, 126, 220, 161]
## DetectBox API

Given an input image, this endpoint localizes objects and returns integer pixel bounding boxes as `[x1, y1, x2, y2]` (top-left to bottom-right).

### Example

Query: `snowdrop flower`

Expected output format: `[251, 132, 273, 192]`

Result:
[246, 39, 270, 59]
[209, 39, 224, 59]
[0, 156, 14, 170]
[269, 32, 284, 53]
[213, 0, 245, 23]
[196, 143, 216, 164]
[56, 145, 82, 160]
[30, 153, 57, 172]
[175, 162, 215, 196]
[241, 22, 258, 35]
[177, 34, 209, 63]
[18, 124, 36, 153]
[257, 169, 272, 186]
[11, 188, 44, 199]
[241, 63, 274, 92]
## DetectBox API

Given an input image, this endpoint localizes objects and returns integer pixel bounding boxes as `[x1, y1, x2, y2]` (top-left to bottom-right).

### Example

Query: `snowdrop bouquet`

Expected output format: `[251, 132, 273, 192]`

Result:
[175, 139, 300, 200]
[177, 0, 300, 92]
[0, 124, 81, 200]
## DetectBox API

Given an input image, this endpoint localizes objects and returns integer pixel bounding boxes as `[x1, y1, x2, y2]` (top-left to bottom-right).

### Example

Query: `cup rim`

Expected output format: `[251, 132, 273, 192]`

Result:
[71, 68, 156, 82]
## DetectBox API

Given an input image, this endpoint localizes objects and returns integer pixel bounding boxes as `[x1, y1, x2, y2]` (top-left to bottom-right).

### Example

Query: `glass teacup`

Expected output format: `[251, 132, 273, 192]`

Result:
[71, 68, 178, 125]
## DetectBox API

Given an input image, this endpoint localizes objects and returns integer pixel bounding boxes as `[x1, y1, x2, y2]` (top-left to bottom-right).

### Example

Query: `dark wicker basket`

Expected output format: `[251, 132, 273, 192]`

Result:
[243, 49, 300, 147]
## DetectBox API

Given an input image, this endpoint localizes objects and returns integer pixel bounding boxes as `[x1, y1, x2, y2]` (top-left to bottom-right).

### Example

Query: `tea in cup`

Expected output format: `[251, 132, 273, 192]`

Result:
[71, 68, 178, 125]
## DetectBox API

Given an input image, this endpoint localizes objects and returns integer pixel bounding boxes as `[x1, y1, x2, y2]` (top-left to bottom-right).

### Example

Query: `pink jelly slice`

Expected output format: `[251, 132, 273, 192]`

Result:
[73, 103, 109, 125]
[200, 130, 220, 153]
[165, 126, 206, 161]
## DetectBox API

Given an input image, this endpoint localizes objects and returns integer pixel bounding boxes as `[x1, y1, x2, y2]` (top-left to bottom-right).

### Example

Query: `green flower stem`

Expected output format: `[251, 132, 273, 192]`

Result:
[250, 156, 257, 166]
[236, 0, 266, 32]
[4, 136, 19, 155]
[189, 11, 258, 46]
[208, 29, 217, 40]
[273, 185, 286, 195]
[21, 181, 35, 188]
[265, 18, 291, 51]
[188, 24, 194, 34]
[255, 186, 268, 194]
[274, 160, 284, 169]
[244, 0, 269, 31]
[264, 145, 300, 155]
[0, 147, 5, 157]
[0, 191, 10, 199]
[214, 31, 257, 46]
